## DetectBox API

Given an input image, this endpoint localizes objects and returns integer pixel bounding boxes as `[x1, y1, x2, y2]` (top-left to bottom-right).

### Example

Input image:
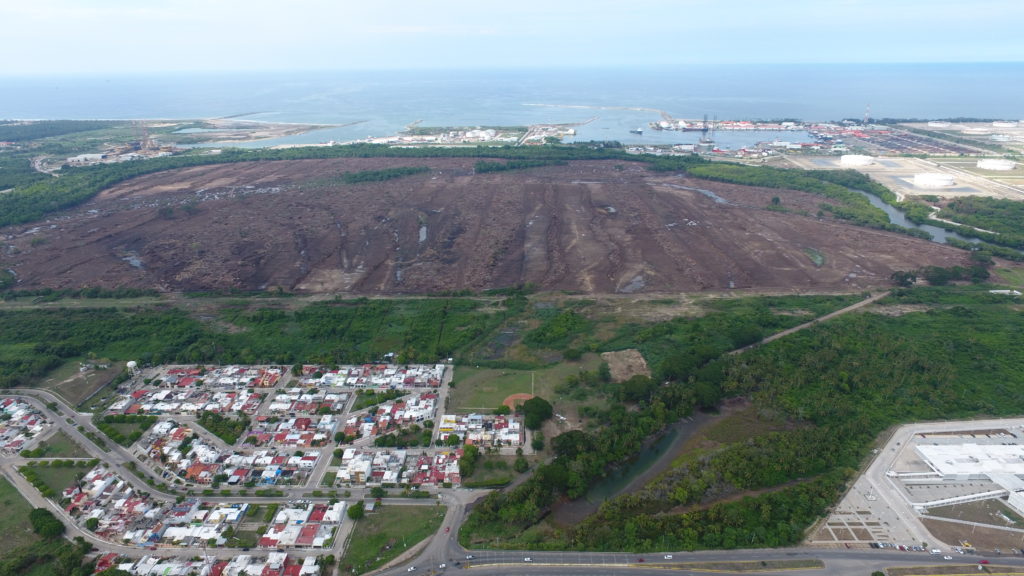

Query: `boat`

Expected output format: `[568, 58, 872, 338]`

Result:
[629, 127, 644, 135]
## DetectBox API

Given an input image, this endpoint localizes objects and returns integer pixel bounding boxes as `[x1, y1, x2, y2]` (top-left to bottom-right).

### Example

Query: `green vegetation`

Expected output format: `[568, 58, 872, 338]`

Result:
[521, 396, 553, 430]
[0, 298, 505, 388]
[463, 285, 1024, 552]
[195, 411, 249, 445]
[304, 166, 431, 188]
[684, 164, 933, 238]
[0, 120, 126, 142]
[448, 355, 603, 411]
[0, 477, 41, 554]
[352, 389, 407, 411]
[28, 508, 64, 539]
[523, 309, 592, 349]
[20, 460, 95, 498]
[340, 505, 446, 575]
[0, 157, 49, 190]
[95, 414, 156, 446]
[474, 159, 567, 173]
[0, 536, 96, 576]
[19, 431, 88, 459]
[373, 422, 433, 448]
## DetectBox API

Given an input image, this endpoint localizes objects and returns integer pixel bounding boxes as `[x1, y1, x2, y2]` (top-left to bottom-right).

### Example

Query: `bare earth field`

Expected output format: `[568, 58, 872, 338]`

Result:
[0, 158, 971, 294]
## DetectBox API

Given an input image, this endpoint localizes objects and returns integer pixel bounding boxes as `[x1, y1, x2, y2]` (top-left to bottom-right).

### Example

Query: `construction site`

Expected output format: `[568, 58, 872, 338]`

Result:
[811, 418, 1024, 555]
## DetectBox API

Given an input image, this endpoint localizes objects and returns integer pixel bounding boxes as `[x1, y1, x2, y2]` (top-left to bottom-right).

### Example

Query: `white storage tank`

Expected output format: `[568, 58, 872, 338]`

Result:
[927, 121, 951, 128]
[840, 154, 875, 167]
[992, 121, 1018, 128]
[977, 159, 1017, 171]
[914, 173, 955, 188]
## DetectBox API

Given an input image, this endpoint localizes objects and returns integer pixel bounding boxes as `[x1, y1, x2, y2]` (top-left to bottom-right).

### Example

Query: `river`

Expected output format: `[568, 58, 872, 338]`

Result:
[851, 189, 979, 245]
[551, 411, 716, 525]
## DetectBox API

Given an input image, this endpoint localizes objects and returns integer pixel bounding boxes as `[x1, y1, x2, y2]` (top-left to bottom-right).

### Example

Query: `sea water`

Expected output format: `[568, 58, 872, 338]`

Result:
[1, 63, 1020, 147]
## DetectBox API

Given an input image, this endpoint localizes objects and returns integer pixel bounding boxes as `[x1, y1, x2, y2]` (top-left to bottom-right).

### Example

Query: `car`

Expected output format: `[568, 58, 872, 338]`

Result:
[439, 564, 446, 569]
[980, 560, 990, 564]
[445, 526, 450, 533]
[524, 558, 532, 562]
[242, 547, 250, 551]
[943, 556, 953, 560]
[638, 558, 645, 562]
[465, 555, 475, 560]
[664, 555, 673, 560]
[407, 567, 416, 572]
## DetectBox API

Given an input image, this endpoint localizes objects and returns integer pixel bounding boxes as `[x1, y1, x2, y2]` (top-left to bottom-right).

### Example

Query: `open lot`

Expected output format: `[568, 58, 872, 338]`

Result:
[35, 430, 90, 459]
[449, 355, 602, 411]
[33, 358, 123, 407]
[1, 158, 970, 294]
[0, 476, 40, 554]
[340, 504, 447, 575]
[26, 464, 86, 494]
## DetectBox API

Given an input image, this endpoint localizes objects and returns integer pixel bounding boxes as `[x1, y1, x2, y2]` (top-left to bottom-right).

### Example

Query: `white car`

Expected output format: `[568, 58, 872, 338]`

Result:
[524, 557, 532, 562]
[407, 567, 416, 572]
[943, 555, 953, 560]
[664, 555, 673, 560]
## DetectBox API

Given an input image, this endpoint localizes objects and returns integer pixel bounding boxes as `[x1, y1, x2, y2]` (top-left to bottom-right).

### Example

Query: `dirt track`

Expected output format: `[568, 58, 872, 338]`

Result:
[0, 158, 971, 294]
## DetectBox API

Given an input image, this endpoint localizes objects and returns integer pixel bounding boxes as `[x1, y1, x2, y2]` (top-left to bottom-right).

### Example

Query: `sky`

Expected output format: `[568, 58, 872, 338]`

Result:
[2, 0, 1022, 75]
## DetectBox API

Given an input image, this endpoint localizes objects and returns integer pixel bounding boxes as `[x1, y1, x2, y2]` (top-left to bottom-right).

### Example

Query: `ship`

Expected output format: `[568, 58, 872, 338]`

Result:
[629, 127, 644, 135]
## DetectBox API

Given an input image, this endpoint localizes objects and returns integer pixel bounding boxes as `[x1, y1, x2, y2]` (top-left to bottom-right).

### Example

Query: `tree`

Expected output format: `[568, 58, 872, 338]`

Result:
[29, 507, 65, 539]
[493, 404, 511, 416]
[514, 456, 529, 473]
[347, 501, 365, 520]
[460, 444, 480, 477]
[522, 396, 553, 430]
[85, 517, 100, 531]
[445, 433, 462, 446]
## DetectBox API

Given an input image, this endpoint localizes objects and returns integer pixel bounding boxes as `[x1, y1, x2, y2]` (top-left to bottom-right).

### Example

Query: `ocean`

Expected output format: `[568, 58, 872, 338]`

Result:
[1, 63, 1021, 147]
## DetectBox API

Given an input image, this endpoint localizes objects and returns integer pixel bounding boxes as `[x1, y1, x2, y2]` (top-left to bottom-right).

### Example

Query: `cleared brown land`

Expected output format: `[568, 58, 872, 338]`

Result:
[0, 158, 971, 294]
[601, 349, 651, 382]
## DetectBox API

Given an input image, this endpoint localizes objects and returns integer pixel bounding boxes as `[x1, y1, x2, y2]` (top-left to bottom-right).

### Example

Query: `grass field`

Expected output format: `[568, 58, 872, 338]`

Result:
[995, 267, 1024, 288]
[29, 464, 86, 495]
[340, 504, 447, 574]
[701, 404, 791, 445]
[35, 430, 90, 458]
[0, 476, 40, 554]
[449, 354, 602, 411]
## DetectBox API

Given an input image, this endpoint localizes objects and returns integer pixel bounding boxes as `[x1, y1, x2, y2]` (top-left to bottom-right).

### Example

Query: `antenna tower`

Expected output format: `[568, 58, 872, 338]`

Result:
[864, 104, 871, 126]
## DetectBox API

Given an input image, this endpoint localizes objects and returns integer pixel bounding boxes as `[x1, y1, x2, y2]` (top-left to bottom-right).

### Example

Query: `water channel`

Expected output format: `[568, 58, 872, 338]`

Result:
[850, 189, 979, 245]
[552, 412, 715, 524]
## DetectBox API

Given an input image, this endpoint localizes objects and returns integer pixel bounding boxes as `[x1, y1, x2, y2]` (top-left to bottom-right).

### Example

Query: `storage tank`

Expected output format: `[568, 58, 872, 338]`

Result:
[840, 154, 874, 167]
[963, 127, 990, 135]
[914, 173, 955, 188]
[992, 121, 1018, 128]
[977, 159, 1017, 171]
[928, 121, 951, 128]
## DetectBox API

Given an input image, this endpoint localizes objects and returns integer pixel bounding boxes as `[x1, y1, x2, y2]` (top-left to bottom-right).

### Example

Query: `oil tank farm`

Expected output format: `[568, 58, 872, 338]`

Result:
[913, 173, 955, 188]
[840, 154, 874, 167]
[977, 159, 1016, 171]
